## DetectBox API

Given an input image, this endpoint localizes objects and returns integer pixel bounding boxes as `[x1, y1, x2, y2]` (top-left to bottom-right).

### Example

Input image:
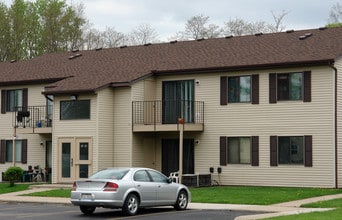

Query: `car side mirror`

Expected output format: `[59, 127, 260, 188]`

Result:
[167, 178, 173, 184]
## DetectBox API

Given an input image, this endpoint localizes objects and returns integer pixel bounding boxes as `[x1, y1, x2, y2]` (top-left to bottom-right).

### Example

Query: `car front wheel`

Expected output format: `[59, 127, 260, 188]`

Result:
[174, 190, 188, 210]
[122, 193, 139, 216]
[79, 206, 96, 215]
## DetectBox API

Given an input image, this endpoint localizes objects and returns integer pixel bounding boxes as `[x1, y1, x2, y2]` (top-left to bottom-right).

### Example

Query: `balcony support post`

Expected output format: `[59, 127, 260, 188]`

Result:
[178, 118, 185, 184]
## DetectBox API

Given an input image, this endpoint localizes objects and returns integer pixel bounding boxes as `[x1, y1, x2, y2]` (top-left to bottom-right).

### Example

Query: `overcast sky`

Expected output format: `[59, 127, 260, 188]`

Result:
[2, 0, 340, 40]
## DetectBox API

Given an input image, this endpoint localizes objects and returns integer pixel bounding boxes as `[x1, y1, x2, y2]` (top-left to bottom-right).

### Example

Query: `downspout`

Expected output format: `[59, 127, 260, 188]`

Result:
[330, 64, 338, 189]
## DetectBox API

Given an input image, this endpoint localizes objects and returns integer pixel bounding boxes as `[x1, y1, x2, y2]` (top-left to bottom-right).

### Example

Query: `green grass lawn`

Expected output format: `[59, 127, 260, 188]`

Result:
[0, 183, 30, 194]
[265, 198, 342, 220]
[22, 188, 71, 198]
[190, 186, 342, 205]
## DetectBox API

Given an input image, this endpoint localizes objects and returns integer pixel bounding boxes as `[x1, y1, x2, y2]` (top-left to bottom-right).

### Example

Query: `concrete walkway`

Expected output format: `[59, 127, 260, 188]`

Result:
[0, 184, 341, 219]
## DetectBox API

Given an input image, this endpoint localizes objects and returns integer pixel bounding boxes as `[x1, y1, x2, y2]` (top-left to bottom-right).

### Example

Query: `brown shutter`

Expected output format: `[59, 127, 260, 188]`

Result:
[270, 136, 278, 166]
[269, 73, 277, 104]
[251, 136, 259, 166]
[220, 136, 227, 165]
[1, 90, 6, 114]
[304, 135, 312, 167]
[21, 139, 27, 164]
[252, 75, 259, 104]
[0, 140, 6, 163]
[22, 88, 28, 109]
[303, 71, 311, 102]
[220, 76, 227, 105]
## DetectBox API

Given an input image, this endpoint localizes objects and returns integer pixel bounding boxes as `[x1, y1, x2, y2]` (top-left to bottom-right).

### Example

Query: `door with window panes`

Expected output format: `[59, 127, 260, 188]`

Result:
[58, 137, 92, 182]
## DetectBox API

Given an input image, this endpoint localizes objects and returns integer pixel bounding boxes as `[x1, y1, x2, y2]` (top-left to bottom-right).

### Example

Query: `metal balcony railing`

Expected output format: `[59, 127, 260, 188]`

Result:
[14, 105, 53, 129]
[132, 100, 204, 125]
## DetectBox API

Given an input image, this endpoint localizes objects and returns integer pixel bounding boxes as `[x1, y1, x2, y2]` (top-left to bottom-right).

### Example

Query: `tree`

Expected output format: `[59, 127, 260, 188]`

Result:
[128, 23, 159, 45]
[269, 10, 289, 32]
[172, 14, 222, 40]
[328, 3, 342, 24]
[0, 2, 10, 61]
[101, 27, 126, 48]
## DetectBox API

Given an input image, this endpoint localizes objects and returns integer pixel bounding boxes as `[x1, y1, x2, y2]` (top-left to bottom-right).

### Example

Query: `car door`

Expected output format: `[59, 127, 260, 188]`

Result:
[148, 170, 177, 205]
[133, 170, 157, 206]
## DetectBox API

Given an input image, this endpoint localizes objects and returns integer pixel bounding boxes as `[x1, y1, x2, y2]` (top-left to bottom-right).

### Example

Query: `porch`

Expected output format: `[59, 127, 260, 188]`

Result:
[132, 100, 204, 132]
[13, 106, 52, 134]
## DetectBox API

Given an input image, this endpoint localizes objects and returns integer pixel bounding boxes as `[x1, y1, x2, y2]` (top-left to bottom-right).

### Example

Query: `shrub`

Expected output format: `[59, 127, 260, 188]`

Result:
[4, 167, 24, 187]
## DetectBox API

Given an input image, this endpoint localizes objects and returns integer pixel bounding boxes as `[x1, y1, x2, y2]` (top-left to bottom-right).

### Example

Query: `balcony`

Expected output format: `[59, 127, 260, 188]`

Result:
[132, 100, 204, 132]
[14, 106, 52, 134]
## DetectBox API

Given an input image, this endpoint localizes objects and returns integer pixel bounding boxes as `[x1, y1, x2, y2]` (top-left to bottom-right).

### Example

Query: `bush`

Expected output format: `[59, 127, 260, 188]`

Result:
[4, 167, 24, 187]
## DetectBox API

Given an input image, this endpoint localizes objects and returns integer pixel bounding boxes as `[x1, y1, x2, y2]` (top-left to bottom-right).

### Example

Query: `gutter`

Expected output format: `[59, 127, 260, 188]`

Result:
[330, 63, 338, 189]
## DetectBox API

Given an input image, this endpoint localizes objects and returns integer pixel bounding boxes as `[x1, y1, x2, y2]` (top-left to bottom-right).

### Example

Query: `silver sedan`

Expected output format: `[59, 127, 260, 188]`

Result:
[70, 167, 191, 216]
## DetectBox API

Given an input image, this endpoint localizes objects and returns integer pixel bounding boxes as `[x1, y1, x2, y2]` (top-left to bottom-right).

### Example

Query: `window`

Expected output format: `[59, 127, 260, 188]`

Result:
[1, 88, 27, 113]
[269, 71, 311, 103]
[134, 170, 151, 182]
[228, 137, 251, 164]
[220, 75, 259, 105]
[220, 136, 259, 166]
[0, 139, 27, 163]
[60, 100, 90, 120]
[228, 76, 251, 103]
[277, 73, 302, 100]
[270, 135, 312, 167]
[278, 137, 303, 164]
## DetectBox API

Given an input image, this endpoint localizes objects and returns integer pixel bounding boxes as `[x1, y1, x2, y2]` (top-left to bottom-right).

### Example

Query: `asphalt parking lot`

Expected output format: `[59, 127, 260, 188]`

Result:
[0, 202, 266, 220]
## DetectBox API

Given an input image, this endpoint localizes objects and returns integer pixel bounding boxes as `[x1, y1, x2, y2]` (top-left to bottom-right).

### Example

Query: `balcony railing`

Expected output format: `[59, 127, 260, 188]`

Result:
[132, 100, 204, 132]
[14, 106, 53, 132]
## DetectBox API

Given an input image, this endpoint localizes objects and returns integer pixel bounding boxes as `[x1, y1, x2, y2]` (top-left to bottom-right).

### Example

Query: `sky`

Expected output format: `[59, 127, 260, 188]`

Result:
[2, 0, 341, 41]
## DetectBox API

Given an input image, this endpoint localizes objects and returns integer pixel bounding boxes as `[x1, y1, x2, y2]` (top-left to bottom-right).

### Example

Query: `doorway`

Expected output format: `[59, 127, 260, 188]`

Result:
[58, 137, 92, 183]
[161, 139, 194, 176]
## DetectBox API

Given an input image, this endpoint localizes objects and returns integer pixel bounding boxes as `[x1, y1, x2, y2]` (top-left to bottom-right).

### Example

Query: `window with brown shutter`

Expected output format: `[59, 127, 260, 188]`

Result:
[269, 73, 277, 103]
[220, 136, 227, 165]
[220, 77, 227, 105]
[0, 140, 5, 163]
[252, 75, 259, 104]
[251, 136, 259, 166]
[21, 139, 27, 164]
[270, 136, 278, 166]
[303, 71, 311, 102]
[1, 90, 6, 114]
[304, 135, 312, 167]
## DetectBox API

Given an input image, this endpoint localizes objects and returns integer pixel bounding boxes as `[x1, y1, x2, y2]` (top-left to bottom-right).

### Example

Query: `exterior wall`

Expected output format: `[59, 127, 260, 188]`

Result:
[51, 94, 97, 183]
[336, 57, 342, 188]
[151, 66, 336, 188]
[96, 88, 115, 170]
[0, 84, 49, 181]
[113, 87, 133, 167]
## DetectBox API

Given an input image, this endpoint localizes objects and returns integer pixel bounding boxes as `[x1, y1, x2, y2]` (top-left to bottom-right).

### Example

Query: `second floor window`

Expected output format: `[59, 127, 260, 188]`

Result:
[60, 100, 90, 120]
[228, 76, 251, 103]
[7, 90, 23, 112]
[277, 73, 302, 101]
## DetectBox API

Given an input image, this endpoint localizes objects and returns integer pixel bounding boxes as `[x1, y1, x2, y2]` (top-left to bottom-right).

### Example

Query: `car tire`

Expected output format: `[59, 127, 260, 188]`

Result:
[174, 190, 188, 210]
[122, 193, 139, 216]
[79, 206, 96, 215]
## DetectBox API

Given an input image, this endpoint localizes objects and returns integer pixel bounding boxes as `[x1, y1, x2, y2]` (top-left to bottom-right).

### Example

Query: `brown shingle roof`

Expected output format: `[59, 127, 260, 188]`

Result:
[0, 27, 341, 95]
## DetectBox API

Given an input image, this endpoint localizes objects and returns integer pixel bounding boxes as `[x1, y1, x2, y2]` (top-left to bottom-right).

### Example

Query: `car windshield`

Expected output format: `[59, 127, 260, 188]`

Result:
[90, 169, 130, 180]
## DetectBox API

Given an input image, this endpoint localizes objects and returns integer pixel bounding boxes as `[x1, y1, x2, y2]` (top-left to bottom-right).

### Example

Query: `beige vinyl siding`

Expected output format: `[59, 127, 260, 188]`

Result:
[336, 57, 342, 188]
[52, 94, 97, 182]
[0, 84, 49, 180]
[96, 88, 115, 171]
[113, 87, 132, 167]
[153, 66, 335, 187]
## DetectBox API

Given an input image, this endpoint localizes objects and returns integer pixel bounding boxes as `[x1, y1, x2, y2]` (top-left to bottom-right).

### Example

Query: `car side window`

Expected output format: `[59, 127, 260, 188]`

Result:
[133, 170, 151, 182]
[148, 170, 168, 183]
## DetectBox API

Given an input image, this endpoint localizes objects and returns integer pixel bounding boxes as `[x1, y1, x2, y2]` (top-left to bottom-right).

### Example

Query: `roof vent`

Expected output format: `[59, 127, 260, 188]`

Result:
[299, 33, 312, 40]
[95, 47, 102, 51]
[144, 43, 152, 46]
[170, 40, 178, 44]
[120, 45, 127, 49]
[68, 55, 76, 60]
[225, 35, 233, 39]
[319, 26, 327, 30]
[254, 32, 263, 36]
[286, 29, 294, 33]
[72, 49, 79, 52]
[196, 38, 205, 41]
[10, 59, 17, 63]
[75, 53, 82, 57]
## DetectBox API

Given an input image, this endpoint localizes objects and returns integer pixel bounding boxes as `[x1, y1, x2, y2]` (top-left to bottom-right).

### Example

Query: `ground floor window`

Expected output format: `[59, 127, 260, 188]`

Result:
[228, 137, 251, 164]
[278, 136, 304, 164]
[0, 139, 27, 163]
